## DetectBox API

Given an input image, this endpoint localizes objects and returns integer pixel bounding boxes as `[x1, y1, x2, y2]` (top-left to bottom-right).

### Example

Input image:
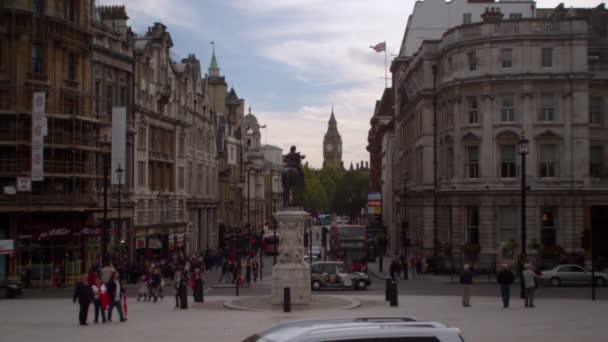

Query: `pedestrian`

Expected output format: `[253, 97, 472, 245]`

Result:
[460, 264, 473, 307]
[173, 270, 186, 308]
[73, 274, 94, 326]
[156, 268, 165, 301]
[192, 268, 204, 302]
[252, 259, 259, 283]
[136, 272, 148, 301]
[100, 261, 115, 284]
[416, 257, 423, 278]
[106, 271, 127, 322]
[21, 265, 32, 288]
[91, 276, 107, 324]
[523, 263, 537, 308]
[148, 268, 162, 302]
[389, 253, 400, 281]
[496, 263, 515, 308]
[409, 257, 417, 279]
[219, 259, 228, 283]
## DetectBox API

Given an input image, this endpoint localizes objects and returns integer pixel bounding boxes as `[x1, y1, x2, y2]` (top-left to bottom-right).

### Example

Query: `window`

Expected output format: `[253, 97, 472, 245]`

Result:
[105, 85, 114, 112]
[32, 43, 43, 73]
[590, 96, 603, 124]
[500, 144, 516, 178]
[540, 207, 558, 246]
[539, 93, 556, 121]
[138, 126, 146, 149]
[467, 146, 480, 178]
[138, 161, 146, 187]
[178, 167, 184, 189]
[499, 207, 518, 243]
[590, 146, 603, 178]
[119, 86, 127, 107]
[540, 144, 557, 178]
[33, 0, 44, 16]
[463, 13, 472, 24]
[467, 51, 477, 71]
[501, 48, 513, 68]
[447, 102, 454, 128]
[465, 206, 480, 244]
[500, 95, 515, 122]
[178, 136, 185, 156]
[446, 147, 454, 179]
[466, 96, 478, 124]
[509, 13, 522, 19]
[67, 52, 77, 80]
[67, 0, 76, 22]
[541, 47, 553, 67]
[197, 163, 202, 193]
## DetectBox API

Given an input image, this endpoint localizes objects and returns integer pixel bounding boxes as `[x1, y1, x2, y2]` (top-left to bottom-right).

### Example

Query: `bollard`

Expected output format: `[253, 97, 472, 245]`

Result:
[385, 278, 391, 301]
[284, 287, 291, 312]
[389, 281, 398, 307]
[179, 283, 188, 309]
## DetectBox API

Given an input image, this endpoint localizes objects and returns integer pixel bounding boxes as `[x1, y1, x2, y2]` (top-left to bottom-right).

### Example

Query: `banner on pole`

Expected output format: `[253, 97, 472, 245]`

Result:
[111, 107, 127, 185]
[31, 92, 45, 181]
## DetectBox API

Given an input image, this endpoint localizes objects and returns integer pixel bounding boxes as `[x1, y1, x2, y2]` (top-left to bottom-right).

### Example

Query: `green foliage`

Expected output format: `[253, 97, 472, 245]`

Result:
[299, 167, 370, 219]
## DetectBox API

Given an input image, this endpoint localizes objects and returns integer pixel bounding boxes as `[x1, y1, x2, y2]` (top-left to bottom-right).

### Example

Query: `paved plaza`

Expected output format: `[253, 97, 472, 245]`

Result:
[1, 293, 606, 342]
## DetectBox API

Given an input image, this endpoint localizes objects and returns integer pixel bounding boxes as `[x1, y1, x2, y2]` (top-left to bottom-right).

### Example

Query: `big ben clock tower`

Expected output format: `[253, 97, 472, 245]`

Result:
[323, 107, 342, 168]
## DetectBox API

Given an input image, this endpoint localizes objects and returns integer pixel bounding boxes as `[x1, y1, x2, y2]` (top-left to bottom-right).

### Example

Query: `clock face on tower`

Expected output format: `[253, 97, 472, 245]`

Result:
[326, 143, 334, 152]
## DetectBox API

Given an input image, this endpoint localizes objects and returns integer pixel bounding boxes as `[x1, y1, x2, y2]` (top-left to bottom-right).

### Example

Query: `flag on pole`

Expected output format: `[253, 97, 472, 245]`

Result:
[370, 42, 386, 53]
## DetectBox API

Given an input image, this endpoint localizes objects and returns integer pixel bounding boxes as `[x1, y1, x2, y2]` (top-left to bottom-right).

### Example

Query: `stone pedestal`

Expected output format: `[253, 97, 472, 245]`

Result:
[271, 208, 311, 305]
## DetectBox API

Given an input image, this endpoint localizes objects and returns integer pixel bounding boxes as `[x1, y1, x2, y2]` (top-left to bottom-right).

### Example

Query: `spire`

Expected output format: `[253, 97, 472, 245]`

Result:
[330, 105, 335, 122]
[209, 41, 220, 76]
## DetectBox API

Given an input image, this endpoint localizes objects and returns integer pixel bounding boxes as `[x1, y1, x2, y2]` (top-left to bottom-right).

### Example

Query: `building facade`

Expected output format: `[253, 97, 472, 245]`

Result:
[261, 144, 284, 229]
[323, 109, 342, 169]
[132, 22, 219, 260]
[388, 6, 608, 270]
[0, 0, 102, 283]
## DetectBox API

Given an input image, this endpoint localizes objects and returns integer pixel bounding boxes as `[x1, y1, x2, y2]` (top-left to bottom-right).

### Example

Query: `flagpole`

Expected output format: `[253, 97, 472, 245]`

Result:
[384, 41, 388, 89]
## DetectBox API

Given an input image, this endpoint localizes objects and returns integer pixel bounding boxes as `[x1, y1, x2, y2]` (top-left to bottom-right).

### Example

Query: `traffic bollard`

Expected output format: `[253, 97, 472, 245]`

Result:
[284, 287, 291, 312]
[390, 281, 398, 307]
[385, 278, 391, 301]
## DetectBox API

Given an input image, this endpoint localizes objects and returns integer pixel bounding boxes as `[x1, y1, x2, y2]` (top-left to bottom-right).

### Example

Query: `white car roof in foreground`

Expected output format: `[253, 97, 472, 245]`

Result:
[253, 318, 461, 342]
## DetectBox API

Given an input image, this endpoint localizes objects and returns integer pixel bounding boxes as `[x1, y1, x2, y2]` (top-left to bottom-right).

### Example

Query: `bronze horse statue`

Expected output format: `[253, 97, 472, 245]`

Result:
[282, 146, 305, 207]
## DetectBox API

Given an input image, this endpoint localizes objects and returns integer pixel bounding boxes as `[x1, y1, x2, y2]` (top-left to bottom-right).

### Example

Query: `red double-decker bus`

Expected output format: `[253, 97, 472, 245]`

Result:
[329, 224, 368, 272]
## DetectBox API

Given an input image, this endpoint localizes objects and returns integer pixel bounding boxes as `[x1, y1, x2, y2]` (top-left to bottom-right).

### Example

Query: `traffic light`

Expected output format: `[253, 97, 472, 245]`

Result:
[581, 230, 591, 249]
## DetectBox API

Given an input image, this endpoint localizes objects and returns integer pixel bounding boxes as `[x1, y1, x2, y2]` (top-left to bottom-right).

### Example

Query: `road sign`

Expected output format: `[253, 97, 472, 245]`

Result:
[16, 177, 31, 192]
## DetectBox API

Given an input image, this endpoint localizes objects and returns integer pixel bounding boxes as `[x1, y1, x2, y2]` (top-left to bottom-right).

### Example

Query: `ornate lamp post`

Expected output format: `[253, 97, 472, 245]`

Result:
[401, 170, 409, 280]
[116, 164, 124, 261]
[518, 133, 529, 298]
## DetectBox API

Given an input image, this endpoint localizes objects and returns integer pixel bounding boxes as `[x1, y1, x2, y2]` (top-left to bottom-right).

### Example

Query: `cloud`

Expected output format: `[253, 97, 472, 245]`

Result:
[98, 0, 199, 31]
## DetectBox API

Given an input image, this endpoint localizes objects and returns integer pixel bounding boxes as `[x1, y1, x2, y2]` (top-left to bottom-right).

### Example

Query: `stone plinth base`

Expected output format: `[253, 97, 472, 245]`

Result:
[271, 208, 311, 305]
[271, 262, 311, 305]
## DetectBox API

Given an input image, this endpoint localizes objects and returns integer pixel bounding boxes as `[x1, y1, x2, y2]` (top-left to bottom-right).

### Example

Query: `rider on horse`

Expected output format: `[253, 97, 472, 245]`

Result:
[282, 146, 305, 207]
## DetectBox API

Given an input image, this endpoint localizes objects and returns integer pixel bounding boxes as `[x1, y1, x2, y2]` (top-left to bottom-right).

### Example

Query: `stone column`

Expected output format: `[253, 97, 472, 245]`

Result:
[271, 208, 311, 305]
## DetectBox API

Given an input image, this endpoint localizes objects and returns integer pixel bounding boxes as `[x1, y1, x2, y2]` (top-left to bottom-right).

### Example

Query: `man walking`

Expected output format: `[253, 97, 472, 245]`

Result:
[497, 263, 515, 308]
[106, 271, 127, 322]
[460, 264, 473, 307]
[523, 263, 537, 308]
[73, 274, 94, 326]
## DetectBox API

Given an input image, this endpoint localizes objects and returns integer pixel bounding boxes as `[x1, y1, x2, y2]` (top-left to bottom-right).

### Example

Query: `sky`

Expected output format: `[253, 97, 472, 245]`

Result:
[98, 0, 603, 168]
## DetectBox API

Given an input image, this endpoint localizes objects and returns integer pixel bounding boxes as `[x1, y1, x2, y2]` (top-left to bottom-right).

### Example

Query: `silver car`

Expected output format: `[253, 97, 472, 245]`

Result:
[537, 264, 608, 287]
[242, 317, 464, 342]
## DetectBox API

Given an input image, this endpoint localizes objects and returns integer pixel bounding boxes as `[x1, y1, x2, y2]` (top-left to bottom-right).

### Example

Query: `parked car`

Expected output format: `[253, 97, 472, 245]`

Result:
[537, 264, 608, 287]
[310, 261, 371, 290]
[242, 317, 465, 342]
[0, 279, 24, 298]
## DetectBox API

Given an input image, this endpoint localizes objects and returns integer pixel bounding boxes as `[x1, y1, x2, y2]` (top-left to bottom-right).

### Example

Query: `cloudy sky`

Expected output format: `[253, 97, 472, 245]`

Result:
[99, 0, 602, 168]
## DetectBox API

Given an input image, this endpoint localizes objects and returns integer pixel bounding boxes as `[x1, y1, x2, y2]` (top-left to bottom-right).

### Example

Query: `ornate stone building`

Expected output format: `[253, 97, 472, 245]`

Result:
[242, 109, 267, 233]
[323, 108, 342, 169]
[389, 6, 608, 269]
[93, 4, 135, 260]
[132, 22, 219, 258]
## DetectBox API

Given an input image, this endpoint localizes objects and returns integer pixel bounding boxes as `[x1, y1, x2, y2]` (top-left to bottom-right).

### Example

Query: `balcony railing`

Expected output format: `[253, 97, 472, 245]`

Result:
[589, 63, 608, 73]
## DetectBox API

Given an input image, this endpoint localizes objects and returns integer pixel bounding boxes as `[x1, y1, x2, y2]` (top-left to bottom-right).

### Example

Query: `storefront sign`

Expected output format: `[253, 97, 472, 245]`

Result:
[31, 92, 46, 181]
[367, 192, 382, 214]
[79, 227, 100, 237]
[17, 177, 32, 192]
[148, 238, 162, 249]
[37, 227, 71, 240]
[0, 240, 14, 255]
[136, 237, 146, 249]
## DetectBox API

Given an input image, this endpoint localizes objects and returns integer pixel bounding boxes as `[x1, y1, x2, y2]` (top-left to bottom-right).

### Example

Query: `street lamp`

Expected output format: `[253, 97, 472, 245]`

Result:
[401, 170, 409, 280]
[100, 135, 111, 266]
[518, 133, 529, 298]
[116, 164, 124, 262]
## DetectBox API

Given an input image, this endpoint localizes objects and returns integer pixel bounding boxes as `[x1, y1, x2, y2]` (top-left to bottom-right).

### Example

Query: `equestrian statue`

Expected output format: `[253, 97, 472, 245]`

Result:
[282, 145, 305, 207]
